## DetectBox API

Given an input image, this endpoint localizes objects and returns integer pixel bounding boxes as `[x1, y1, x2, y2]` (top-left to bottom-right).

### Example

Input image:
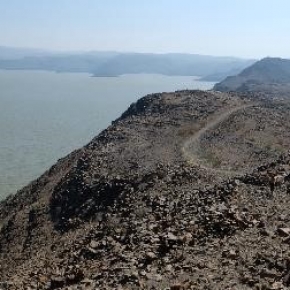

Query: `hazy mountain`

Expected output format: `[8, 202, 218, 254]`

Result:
[0, 46, 55, 59]
[0, 49, 119, 73]
[0, 53, 118, 73]
[92, 53, 255, 79]
[0, 47, 254, 79]
[214, 57, 290, 92]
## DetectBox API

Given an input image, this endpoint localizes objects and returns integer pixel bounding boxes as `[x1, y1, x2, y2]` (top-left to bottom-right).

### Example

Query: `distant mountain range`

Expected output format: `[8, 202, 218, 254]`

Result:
[0, 46, 255, 81]
[214, 57, 290, 93]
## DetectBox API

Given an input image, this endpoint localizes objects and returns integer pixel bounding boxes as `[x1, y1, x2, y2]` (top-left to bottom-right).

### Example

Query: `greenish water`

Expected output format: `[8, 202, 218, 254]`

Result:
[0, 70, 215, 199]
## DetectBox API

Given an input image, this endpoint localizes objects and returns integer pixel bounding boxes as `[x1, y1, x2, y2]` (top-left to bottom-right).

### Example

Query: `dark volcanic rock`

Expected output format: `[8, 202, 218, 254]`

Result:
[1, 90, 290, 289]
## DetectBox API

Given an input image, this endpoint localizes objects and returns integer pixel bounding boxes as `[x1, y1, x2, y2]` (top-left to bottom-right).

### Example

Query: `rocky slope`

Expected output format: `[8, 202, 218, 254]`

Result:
[1, 90, 290, 289]
[214, 57, 290, 95]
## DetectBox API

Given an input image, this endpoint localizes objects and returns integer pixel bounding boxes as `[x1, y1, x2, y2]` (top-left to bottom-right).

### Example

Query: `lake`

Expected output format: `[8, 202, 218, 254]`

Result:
[0, 70, 215, 199]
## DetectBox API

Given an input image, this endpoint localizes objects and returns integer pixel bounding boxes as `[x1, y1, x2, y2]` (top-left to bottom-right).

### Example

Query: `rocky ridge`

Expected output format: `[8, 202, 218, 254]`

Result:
[214, 57, 290, 95]
[1, 90, 290, 289]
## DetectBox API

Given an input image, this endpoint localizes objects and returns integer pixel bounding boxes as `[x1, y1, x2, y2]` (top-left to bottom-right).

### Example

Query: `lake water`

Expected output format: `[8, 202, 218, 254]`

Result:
[0, 70, 215, 199]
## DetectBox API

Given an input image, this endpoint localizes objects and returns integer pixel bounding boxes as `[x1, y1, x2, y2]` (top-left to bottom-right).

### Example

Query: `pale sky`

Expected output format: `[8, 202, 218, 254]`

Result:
[0, 0, 289, 58]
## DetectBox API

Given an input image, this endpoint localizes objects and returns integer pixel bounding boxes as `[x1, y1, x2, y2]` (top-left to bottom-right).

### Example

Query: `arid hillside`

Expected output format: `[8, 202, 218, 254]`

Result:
[1, 90, 290, 289]
[214, 57, 290, 94]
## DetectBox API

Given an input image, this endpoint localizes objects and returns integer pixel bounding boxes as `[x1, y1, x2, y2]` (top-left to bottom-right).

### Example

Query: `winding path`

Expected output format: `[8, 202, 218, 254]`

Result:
[182, 104, 252, 175]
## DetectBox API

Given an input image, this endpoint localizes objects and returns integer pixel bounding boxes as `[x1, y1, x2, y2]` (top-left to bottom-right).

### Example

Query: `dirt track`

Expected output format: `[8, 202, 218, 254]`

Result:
[182, 104, 251, 174]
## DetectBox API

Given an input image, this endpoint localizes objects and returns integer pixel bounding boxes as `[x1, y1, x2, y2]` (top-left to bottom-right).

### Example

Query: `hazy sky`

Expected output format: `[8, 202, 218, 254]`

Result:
[1, 0, 289, 58]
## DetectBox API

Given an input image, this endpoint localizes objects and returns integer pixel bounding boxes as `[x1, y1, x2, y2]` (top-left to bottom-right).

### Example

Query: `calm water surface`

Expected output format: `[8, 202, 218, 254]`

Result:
[0, 70, 214, 199]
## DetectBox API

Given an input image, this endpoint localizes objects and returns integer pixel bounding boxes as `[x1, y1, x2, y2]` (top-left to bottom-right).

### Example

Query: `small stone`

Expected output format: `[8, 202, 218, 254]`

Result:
[89, 240, 99, 248]
[260, 268, 279, 279]
[146, 251, 157, 260]
[271, 281, 284, 289]
[228, 249, 237, 259]
[50, 276, 65, 288]
[167, 232, 178, 242]
[170, 283, 184, 290]
[260, 228, 274, 237]
[277, 227, 290, 237]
